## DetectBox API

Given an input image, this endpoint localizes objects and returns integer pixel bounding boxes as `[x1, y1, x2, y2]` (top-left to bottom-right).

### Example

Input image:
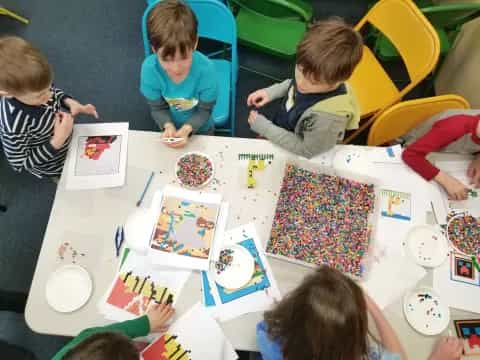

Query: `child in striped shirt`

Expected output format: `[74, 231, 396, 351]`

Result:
[0, 36, 98, 178]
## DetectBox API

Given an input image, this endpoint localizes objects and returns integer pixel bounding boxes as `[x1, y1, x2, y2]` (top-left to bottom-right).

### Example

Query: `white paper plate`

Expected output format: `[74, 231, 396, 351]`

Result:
[213, 244, 255, 289]
[175, 152, 214, 189]
[404, 225, 448, 268]
[403, 287, 450, 336]
[46, 264, 93, 313]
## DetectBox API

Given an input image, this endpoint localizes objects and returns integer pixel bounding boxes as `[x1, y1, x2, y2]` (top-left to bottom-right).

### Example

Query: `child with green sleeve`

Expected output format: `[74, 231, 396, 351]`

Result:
[52, 303, 174, 360]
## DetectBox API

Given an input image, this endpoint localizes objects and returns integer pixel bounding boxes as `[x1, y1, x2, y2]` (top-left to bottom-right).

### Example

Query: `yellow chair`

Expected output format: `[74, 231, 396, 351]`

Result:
[367, 94, 470, 146]
[344, 0, 440, 144]
[0, 7, 29, 24]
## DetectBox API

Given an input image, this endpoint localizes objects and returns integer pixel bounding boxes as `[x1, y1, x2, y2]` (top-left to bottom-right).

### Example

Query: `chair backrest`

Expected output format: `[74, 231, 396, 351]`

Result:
[422, 3, 480, 30]
[228, 0, 312, 22]
[367, 94, 470, 146]
[358, 0, 440, 82]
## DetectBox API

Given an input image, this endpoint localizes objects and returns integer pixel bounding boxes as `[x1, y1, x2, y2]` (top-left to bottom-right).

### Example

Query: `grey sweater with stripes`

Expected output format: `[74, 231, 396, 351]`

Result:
[0, 86, 71, 178]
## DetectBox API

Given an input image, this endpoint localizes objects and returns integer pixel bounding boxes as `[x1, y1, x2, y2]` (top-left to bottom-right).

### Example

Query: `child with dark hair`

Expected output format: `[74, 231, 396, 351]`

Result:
[257, 266, 463, 360]
[141, 0, 217, 148]
[52, 303, 174, 360]
[247, 18, 363, 159]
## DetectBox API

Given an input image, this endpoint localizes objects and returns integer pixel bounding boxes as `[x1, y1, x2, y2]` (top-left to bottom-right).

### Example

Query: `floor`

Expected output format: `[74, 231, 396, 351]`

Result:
[0, 0, 423, 358]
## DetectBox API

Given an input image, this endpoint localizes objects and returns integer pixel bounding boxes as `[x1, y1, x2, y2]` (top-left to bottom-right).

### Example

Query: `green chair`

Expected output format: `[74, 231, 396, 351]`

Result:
[373, 3, 480, 61]
[227, 0, 313, 58]
[0, 7, 29, 24]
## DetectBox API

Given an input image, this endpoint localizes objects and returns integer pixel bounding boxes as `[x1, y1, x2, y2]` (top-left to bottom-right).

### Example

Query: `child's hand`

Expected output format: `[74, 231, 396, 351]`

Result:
[165, 125, 191, 148]
[65, 98, 98, 119]
[162, 122, 177, 139]
[467, 156, 480, 188]
[435, 171, 469, 200]
[247, 89, 269, 108]
[428, 336, 463, 360]
[50, 112, 74, 149]
[147, 303, 175, 333]
[248, 110, 258, 126]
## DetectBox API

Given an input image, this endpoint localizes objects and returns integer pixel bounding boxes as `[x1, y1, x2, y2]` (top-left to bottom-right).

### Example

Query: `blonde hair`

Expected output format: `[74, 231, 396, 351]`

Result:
[297, 18, 363, 85]
[0, 36, 52, 95]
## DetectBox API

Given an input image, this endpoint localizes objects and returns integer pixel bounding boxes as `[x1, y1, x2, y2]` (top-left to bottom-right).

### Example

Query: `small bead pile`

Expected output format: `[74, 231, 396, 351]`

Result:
[267, 164, 375, 276]
[176, 153, 213, 188]
[215, 248, 235, 274]
[447, 212, 480, 256]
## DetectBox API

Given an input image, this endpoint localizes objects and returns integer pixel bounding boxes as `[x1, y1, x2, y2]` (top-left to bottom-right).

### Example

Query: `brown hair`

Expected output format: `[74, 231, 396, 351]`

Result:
[147, 0, 198, 59]
[0, 36, 52, 95]
[296, 18, 363, 85]
[264, 266, 369, 360]
[63, 331, 139, 360]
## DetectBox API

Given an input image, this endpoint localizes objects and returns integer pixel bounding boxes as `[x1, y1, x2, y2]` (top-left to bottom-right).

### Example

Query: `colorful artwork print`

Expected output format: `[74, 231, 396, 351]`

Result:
[141, 333, 191, 360]
[450, 252, 480, 286]
[106, 271, 174, 316]
[380, 189, 411, 221]
[454, 320, 480, 355]
[446, 212, 480, 256]
[74, 135, 122, 176]
[216, 238, 270, 304]
[267, 164, 375, 276]
[151, 196, 219, 259]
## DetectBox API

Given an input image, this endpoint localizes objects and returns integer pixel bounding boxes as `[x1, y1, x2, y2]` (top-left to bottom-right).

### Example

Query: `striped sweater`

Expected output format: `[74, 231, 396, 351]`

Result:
[0, 86, 71, 178]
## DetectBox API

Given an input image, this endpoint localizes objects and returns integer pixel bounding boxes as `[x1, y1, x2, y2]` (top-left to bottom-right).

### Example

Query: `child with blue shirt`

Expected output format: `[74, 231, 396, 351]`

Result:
[257, 266, 462, 360]
[140, 0, 218, 148]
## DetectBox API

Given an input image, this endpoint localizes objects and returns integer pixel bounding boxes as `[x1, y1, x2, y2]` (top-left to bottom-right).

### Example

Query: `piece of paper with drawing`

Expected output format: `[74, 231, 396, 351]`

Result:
[380, 189, 411, 221]
[75, 135, 121, 176]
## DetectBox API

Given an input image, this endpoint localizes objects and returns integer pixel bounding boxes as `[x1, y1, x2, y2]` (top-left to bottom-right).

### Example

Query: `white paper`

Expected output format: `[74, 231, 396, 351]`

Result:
[147, 186, 226, 271]
[63, 122, 129, 190]
[361, 248, 427, 310]
[98, 250, 191, 321]
[202, 223, 281, 322]
[433, 251, 480, 314]
[368, 144, 403, 164]
[141, 303, 238, 360]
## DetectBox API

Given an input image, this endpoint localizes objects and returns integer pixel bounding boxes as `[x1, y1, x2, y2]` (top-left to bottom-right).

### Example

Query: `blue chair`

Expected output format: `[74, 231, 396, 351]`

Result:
[142, 0, 238, 136]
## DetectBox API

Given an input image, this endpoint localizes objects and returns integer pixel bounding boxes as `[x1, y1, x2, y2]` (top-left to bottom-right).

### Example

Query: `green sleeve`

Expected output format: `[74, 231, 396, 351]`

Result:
[52, 316, 150, 360]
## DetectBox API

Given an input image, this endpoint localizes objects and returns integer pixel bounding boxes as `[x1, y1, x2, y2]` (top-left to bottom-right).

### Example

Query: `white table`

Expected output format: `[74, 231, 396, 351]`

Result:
[25, 131, 479, 359]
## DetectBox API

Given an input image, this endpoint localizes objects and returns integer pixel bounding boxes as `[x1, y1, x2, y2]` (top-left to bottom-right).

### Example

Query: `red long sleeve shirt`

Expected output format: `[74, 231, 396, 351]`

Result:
[402, 114, 480, 180]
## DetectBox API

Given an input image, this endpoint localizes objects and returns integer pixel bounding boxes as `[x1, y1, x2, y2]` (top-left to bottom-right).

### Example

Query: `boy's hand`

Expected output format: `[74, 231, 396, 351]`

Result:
[50, 112, 74, 149]
[162, 122, 177, 138]
[146, 303, 175, 333]
[428, 337, 463, 360]
[247, 89, 269, 108]
[248, 110, 258, 126]
[467, 156, 480, 188]
[65, 98, 98, 119]
[435, 171, 469, 200]
[167, 125, 191, 148]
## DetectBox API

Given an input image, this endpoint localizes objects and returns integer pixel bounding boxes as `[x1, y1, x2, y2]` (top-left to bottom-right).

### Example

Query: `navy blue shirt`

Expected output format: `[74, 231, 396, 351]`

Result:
[273, 81, 346, 131]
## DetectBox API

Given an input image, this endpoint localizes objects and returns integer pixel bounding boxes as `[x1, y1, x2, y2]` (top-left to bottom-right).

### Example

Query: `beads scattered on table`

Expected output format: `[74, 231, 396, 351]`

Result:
[267, 164, 375, 276]
[176, 153, 213, 188]
[447, 212, 480, 256]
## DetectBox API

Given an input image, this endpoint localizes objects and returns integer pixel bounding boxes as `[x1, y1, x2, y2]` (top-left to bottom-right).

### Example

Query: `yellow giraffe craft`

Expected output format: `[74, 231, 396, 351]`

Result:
[247, 159, 266, 188]
[387, 195, 401, 216]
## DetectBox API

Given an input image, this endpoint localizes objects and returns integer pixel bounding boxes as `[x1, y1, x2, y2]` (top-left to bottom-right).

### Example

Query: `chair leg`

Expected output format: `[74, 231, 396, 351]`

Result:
[0, 204, 7, 212]
[0, 8, 29, 24]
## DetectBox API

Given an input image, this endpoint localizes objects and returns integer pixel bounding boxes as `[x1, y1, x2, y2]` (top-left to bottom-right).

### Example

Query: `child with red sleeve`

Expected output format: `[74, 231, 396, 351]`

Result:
[402, 109, 480, 200]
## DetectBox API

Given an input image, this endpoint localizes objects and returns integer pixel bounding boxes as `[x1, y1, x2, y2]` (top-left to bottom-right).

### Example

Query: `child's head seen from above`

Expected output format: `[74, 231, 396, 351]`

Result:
[295, 18, 363, 93]
[147, 0, 198, 84]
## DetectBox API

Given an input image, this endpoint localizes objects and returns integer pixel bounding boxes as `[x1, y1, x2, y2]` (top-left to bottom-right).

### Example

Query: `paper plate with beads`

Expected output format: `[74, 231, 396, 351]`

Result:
[403, 287, 450, 336]
[213, 244, 255, 289]
[446, 212, 480, 257]
[46, 264, 93, 313]
[175, 152, 214, 189]
[404, 225, 449, 268]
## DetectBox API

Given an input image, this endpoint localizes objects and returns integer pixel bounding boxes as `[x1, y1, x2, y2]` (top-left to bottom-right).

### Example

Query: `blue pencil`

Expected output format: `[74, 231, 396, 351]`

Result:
[136, 171, 155, 207]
